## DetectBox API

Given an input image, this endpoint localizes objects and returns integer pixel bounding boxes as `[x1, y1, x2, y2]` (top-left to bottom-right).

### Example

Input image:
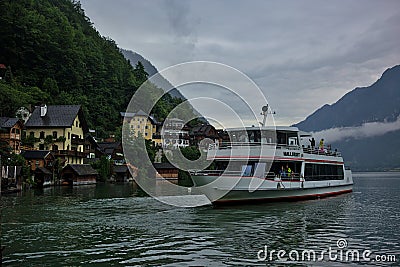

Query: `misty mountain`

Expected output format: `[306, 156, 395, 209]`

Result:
[295, 65, 400, 171]
[121, 49, 186, 100]
[296, 65, 400, 132]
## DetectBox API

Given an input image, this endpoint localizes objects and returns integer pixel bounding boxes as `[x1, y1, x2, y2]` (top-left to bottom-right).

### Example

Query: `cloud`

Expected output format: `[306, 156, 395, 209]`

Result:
[312, 116, 400, 143]
[80, 0, 400, 125]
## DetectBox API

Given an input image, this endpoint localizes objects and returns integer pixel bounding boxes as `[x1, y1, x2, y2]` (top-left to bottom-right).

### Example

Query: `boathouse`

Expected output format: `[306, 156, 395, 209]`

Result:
[61, 164, 98, 185]
[153, 162, 179, 182]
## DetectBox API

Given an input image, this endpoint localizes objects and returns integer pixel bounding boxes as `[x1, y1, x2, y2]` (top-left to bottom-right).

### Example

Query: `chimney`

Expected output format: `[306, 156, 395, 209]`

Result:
[40, 104, 47, 117]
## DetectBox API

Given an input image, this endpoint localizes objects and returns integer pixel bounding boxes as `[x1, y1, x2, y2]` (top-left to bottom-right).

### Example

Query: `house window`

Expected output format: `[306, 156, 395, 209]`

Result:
[68, 132, 70, 139]
[145, 133, 148, 136]
[67, 145, 69, 150]
[145, 126, 148, 129]
[16, 129, 20, 134]
[137, 125, 140, 129]
[39, 144, 44, 150]
[30, 132, 34, 138]
[76, 121, 78, 127]
[40, 131, 45, 139]
[53, 131, 58, 138]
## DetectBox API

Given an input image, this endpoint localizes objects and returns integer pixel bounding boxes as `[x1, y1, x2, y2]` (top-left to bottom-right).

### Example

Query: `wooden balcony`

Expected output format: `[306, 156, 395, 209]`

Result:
[51, 150, 85, 158]
[10, 133, 21, 140]
[71, 137, 85, 145]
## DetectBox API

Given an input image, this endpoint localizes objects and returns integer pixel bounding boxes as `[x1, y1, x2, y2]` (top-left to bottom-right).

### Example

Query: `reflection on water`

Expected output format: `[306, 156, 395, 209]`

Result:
[1, 174, 399, 266]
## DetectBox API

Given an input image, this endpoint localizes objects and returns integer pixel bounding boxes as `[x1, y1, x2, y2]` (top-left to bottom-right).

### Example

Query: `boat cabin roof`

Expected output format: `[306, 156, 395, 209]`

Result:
[299, 131, 312, 137]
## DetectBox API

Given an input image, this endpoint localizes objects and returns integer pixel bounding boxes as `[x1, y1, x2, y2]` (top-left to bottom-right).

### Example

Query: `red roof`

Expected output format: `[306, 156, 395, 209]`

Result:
[0, 64, 6, 69]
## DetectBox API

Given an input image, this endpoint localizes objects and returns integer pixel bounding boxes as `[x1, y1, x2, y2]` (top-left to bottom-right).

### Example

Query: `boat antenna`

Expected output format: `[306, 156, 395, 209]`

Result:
[260, 105, 275, 127]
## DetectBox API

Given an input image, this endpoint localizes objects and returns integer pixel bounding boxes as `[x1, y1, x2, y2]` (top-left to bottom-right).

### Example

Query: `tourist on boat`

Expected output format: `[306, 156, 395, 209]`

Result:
[279, 165, 286, 178]
[319, 139, 324, 151]
[309, 137, 315, 148]
[286, 164, 292, 177]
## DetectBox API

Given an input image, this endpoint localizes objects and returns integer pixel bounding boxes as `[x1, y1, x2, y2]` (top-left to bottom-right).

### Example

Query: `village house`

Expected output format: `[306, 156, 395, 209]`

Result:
[189, 124, 219, 149]
[83, 134, 103, 163]
[24, 105, 88, 165]
[162, 118, 190, 149]
[121, 110, 163, 146]
[20, 150, 55, 187]
[0, 117, 24, 154]
[21, 150, 55, 172]
[97, 141, 124, 164]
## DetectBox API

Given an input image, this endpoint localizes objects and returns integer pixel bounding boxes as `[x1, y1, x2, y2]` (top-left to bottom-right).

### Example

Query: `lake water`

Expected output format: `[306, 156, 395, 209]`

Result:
[1, 173, 399, 266]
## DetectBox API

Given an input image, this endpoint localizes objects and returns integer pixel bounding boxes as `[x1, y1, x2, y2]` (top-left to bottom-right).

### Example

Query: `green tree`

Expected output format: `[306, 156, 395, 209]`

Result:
[42, 77, 59, 97]
[92, 156, 112, 182]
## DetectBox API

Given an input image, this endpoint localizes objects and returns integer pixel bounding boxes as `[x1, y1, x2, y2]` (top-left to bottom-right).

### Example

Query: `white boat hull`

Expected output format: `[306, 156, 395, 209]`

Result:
[190, 170, 353, 205]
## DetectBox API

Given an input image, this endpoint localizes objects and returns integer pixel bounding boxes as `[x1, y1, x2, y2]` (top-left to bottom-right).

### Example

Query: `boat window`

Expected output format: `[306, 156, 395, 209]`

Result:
[241, 165, 252, 176]
[277, 132, 287, 145]
[261, 130, 276, 144]
[277, 131, 298, 146]
[247, 130, 261, 143]
[230, 130, 248, 143]
[254, 163, 266, 178]
[304, 163, 344, 180]
[268, 161, 302, 178]
[288, 137, 298, 146]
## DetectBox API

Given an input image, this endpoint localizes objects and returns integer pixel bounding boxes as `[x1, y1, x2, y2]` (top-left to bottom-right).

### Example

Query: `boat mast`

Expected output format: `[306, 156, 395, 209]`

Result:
[260, 105, 275, 127]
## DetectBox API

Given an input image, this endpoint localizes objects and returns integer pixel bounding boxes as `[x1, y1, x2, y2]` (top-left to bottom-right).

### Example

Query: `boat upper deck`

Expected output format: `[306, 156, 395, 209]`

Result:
[210, 126, 342, 159]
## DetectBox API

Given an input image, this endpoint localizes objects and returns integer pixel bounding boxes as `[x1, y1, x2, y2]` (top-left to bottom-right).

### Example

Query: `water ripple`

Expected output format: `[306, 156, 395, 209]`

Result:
[1, 175, 399, 266]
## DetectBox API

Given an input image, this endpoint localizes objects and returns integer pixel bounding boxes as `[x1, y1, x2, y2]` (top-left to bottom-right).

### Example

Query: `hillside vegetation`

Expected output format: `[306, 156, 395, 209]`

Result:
[0, 0, 187, 137]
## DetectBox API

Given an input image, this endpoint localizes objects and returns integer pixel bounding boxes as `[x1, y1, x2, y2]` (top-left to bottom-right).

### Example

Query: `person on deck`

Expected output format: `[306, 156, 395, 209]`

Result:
[279, 165, 286, 178]
[309, 137, 315, 149]
[319, 139, 324, 151]
[286, 164, 292, 177]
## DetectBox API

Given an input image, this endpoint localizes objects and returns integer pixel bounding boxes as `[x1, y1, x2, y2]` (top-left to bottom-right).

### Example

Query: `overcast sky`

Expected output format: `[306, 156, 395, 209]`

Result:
[80, 0, 400, 126]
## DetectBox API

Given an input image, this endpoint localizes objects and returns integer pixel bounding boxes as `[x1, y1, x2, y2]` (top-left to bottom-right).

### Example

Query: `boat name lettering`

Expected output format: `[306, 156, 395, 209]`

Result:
[283, 152, 301, 157]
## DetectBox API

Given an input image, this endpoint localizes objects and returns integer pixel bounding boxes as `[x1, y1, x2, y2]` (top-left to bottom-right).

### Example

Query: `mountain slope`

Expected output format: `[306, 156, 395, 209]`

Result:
[295, 65, 400, 171]
[0, 0, 192, 137]
[121, 49, 186, 99]
[296, 65, 400, 132]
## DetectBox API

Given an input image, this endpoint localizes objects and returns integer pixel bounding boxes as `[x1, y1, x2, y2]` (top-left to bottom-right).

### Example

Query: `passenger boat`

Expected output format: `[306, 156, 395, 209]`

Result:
[189, 107, 353, 205]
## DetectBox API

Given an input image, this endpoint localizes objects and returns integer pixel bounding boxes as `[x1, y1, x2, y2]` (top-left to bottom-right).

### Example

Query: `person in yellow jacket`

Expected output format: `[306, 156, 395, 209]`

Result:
[286, 164, 292, 177]
[319, 138, 324, 151]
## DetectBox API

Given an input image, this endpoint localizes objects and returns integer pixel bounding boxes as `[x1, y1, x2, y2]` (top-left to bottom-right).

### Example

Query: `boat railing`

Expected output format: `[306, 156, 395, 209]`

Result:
[211, 142, 300, 150]
[304, 174, 345, 181]
[189, 169, 242, 176]
[302, 146, 342, 157]
[276, 145, 301, 150]
[189, 170, 301, 179]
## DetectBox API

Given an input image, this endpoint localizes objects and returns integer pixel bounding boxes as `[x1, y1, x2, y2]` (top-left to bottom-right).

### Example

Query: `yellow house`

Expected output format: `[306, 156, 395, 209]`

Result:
[25, 105, 88, 165]
[120, 110, 162, 146]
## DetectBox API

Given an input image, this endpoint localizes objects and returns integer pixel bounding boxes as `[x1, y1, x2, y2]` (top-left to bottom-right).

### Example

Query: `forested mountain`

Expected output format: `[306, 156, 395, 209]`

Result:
[0, 0, 189, 137]
[295, 65, 400, 171]
[121, 49, 186, 99]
